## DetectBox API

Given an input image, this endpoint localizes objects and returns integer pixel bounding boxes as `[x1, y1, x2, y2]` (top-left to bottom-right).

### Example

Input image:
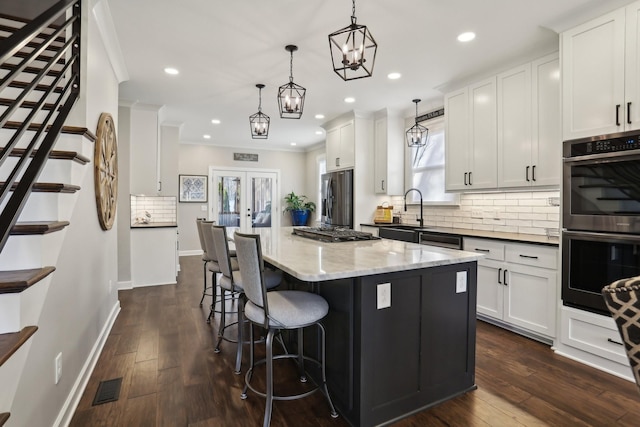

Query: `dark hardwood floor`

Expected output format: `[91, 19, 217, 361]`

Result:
[70, 256, 640, 426]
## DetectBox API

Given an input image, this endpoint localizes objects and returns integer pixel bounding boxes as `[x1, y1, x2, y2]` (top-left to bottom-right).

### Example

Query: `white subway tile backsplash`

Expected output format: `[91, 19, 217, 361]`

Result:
[130, 194, 177, 225]
[398, 190, 559, 236]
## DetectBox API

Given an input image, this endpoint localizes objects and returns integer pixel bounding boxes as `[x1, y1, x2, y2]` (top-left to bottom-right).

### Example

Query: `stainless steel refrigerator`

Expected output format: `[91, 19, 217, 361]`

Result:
[321, 169, 353, 228]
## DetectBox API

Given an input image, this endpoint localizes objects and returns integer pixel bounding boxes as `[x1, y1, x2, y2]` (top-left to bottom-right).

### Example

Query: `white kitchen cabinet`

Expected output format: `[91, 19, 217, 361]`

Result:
[373, 110, 404, 195]
[444, 78, 497, 191]
[465, 237, 558, 340]
[326, 120, 354, 171]
[561, 1, 640, 139]
[131, 227, 178, 287]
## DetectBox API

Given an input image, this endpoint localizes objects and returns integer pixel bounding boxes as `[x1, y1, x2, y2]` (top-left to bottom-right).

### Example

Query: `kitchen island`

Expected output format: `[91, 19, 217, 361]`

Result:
[252, 227, 482, 427]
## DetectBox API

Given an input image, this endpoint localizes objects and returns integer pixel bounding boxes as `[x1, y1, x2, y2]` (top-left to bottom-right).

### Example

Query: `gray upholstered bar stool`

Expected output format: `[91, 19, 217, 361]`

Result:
[234, 232, 338, 427]
[602, 276, 640, 393]
[196, 219, 215, 320]
[211, 225, 282, 374]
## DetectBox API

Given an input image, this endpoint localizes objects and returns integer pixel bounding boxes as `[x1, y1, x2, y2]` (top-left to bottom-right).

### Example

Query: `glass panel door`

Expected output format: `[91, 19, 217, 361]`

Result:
[211, 170, 279, 232]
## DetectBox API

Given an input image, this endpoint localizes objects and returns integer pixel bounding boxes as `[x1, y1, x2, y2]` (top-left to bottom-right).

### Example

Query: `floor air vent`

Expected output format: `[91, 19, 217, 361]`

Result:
[92, 377, 123, 406]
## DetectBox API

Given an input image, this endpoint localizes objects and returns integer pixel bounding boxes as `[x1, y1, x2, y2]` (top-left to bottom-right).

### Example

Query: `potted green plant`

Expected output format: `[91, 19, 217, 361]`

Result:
[284, 191, 316, 226]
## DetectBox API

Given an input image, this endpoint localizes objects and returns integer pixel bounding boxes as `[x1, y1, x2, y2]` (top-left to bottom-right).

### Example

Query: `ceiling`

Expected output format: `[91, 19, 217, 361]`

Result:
[106, 0, 630, 151]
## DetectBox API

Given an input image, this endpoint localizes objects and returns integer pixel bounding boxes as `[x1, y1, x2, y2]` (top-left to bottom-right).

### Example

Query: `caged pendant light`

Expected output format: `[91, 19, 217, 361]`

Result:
[249, 84, 270, 139]
[277, 45, 306, 119]
[406, 99, 429, 147]
[328, 0, 377, 81]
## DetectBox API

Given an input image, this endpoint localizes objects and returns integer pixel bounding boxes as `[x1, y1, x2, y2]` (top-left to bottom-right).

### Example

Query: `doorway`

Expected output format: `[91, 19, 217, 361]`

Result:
[209, 167, 280, 232]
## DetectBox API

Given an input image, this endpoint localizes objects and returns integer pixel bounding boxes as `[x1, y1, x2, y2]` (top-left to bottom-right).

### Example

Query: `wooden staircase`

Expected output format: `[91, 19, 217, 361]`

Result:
[0, 1, 84, 423]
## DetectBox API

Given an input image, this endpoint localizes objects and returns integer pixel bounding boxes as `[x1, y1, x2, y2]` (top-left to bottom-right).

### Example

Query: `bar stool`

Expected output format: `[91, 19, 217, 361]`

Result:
[196, 219, 215, 321]
[233, 232, 338, 427]
[211, 225, 282, 374]
[602, 276, 640, 393]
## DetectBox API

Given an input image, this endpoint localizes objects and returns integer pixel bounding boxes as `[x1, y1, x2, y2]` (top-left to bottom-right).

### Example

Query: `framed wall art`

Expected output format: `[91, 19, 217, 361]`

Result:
[179, 174, 207, 202]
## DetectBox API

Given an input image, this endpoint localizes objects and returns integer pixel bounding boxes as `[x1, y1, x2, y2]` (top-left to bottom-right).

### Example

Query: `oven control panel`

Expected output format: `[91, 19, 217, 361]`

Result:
[569, 133, 640, 156]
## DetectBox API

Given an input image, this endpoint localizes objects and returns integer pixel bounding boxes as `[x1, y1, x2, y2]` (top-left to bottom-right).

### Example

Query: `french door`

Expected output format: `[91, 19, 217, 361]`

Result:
[209, 168, 279, 232]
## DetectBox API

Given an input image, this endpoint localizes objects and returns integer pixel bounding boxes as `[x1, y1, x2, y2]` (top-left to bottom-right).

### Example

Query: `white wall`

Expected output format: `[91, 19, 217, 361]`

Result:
[8, 4, 120, 426]
[177, 143, 307, 253]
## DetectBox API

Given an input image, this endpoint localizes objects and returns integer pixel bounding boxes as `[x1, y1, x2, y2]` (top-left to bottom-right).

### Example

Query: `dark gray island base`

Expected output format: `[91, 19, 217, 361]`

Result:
[283, 261, 478, 427]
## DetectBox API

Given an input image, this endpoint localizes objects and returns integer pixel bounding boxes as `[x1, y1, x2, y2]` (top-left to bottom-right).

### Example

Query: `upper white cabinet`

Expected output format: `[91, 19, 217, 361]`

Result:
[446, 53, 560, 191]
[374, 110, 404, 195]
[562, 1, 640, 139]
[326, 120, 355, 171]
[445, 77, 497, 191]
[497, 53, 560, 188]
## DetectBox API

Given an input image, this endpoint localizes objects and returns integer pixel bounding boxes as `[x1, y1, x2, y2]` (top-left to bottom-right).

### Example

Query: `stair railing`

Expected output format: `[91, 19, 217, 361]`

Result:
[0, 0, 81, 252]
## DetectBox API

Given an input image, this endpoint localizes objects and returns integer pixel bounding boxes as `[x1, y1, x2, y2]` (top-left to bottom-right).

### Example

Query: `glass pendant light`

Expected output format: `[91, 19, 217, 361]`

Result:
[328, 0, 377, 81]
[277, 45, 306, 119]
[406, 99, 429, 147]
[249, 84, 270, 139]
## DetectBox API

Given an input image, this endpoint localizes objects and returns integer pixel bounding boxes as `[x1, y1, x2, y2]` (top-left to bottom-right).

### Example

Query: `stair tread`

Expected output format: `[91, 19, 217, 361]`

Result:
[0, 97, 59, 111]
[1, 182, 81, 193]
[11, 221, 70, 235]
[0, 326, 38, 367]
[8, 80, 64, 94]
[1, 147, 90, 164]
[0, 413, 9, 427]
[0, 267, 55, 294]
[3, 121, 96, 142]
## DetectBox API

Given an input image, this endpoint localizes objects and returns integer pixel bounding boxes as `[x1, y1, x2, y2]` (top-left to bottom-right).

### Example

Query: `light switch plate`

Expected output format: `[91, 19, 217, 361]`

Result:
[456, 271, 467, 293]
[377, 282, 391, 309]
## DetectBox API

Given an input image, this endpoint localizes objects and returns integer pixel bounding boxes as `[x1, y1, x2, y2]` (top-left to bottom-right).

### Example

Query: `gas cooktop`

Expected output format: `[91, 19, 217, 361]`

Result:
[292, 226, 380, 243]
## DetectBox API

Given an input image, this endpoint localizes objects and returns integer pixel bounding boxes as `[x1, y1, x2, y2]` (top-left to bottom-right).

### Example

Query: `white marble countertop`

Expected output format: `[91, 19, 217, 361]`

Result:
[246, 227, 483, 282]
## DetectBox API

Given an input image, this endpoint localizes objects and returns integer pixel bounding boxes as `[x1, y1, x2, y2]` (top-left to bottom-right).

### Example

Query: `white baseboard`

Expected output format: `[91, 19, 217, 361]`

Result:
[179, 249, 202, 257]
[132, 280, 177, 288]
[117, 280, 132, 290]
[53, 300, 121, 427]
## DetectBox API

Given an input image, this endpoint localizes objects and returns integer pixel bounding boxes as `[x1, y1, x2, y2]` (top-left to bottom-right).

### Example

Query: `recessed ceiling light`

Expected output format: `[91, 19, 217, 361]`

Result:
[457, 32, 476, 42]
[387, 72, 401, 80]
[344, 97, 355, 103]
[290, 142, 297, 146]
[211, 119, 221, 124]
[164, 67, 179, 75]
[315, 130, 323, 135]
[315, 114, 325, 119]
[203, 134, 211, 139]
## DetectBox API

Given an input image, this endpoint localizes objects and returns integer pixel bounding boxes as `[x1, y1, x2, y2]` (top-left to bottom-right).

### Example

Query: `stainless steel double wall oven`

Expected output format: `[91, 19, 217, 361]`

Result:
[562, 130, 640, 315]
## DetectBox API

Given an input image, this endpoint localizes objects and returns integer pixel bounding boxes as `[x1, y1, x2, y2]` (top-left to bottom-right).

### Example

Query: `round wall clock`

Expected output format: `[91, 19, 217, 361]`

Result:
[94, 112, 118, 230]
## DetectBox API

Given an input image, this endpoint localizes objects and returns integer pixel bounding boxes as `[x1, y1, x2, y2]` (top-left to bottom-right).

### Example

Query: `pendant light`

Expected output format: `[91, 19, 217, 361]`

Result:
[406, 99, 429, 147]
[278, 45, 306, 119]
[328, 0, 377, 81]
[249, 84, 270, 139]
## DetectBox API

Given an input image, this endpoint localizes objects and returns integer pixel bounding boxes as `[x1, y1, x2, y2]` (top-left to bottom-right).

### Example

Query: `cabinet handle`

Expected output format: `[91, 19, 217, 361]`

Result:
[336, 157, 340, 167]
[532, 165, 536, 182]
[464, 172, 468, 185]
[158, 181, 162, 192]
[519, 254, 539, 260]
[607, 338, 624, 346]
[475, 248, 490, 253]
[628, 102, 632, 125]
[526, 166, 530, 182]
[498, 268, 502, 284]
[616, 104, 621, 126]
[503, 269, 508, 286]
[469, 171, 473, 185]
[381, 179, 385, 191]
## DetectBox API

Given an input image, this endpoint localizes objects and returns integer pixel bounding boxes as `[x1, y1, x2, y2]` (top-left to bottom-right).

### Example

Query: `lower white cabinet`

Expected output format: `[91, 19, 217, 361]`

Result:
[465, 237, 558, 339]
[131, 227, 178, 287]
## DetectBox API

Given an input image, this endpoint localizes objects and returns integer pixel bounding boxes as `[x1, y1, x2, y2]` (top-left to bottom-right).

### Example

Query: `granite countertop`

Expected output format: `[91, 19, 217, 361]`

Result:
[131, 222, 178, 228]
[248, 227, 482, 282]
[361, 223, 559, 246]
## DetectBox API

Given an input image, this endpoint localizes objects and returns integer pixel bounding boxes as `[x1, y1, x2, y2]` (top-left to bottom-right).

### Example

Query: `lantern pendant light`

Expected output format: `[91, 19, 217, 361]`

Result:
[328, 0, 377, 81]
[250, 84, 270, 139]
[406, 99, 429, 147]
[278, 45, 306, 119]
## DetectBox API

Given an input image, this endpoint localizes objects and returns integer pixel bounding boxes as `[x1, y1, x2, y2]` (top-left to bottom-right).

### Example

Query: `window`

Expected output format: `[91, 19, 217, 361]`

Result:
[405, 117, 459, 205]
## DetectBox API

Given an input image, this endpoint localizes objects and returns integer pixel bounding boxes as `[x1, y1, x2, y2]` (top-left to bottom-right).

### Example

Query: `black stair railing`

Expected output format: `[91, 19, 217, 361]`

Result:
[0, 0, 80, 252]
